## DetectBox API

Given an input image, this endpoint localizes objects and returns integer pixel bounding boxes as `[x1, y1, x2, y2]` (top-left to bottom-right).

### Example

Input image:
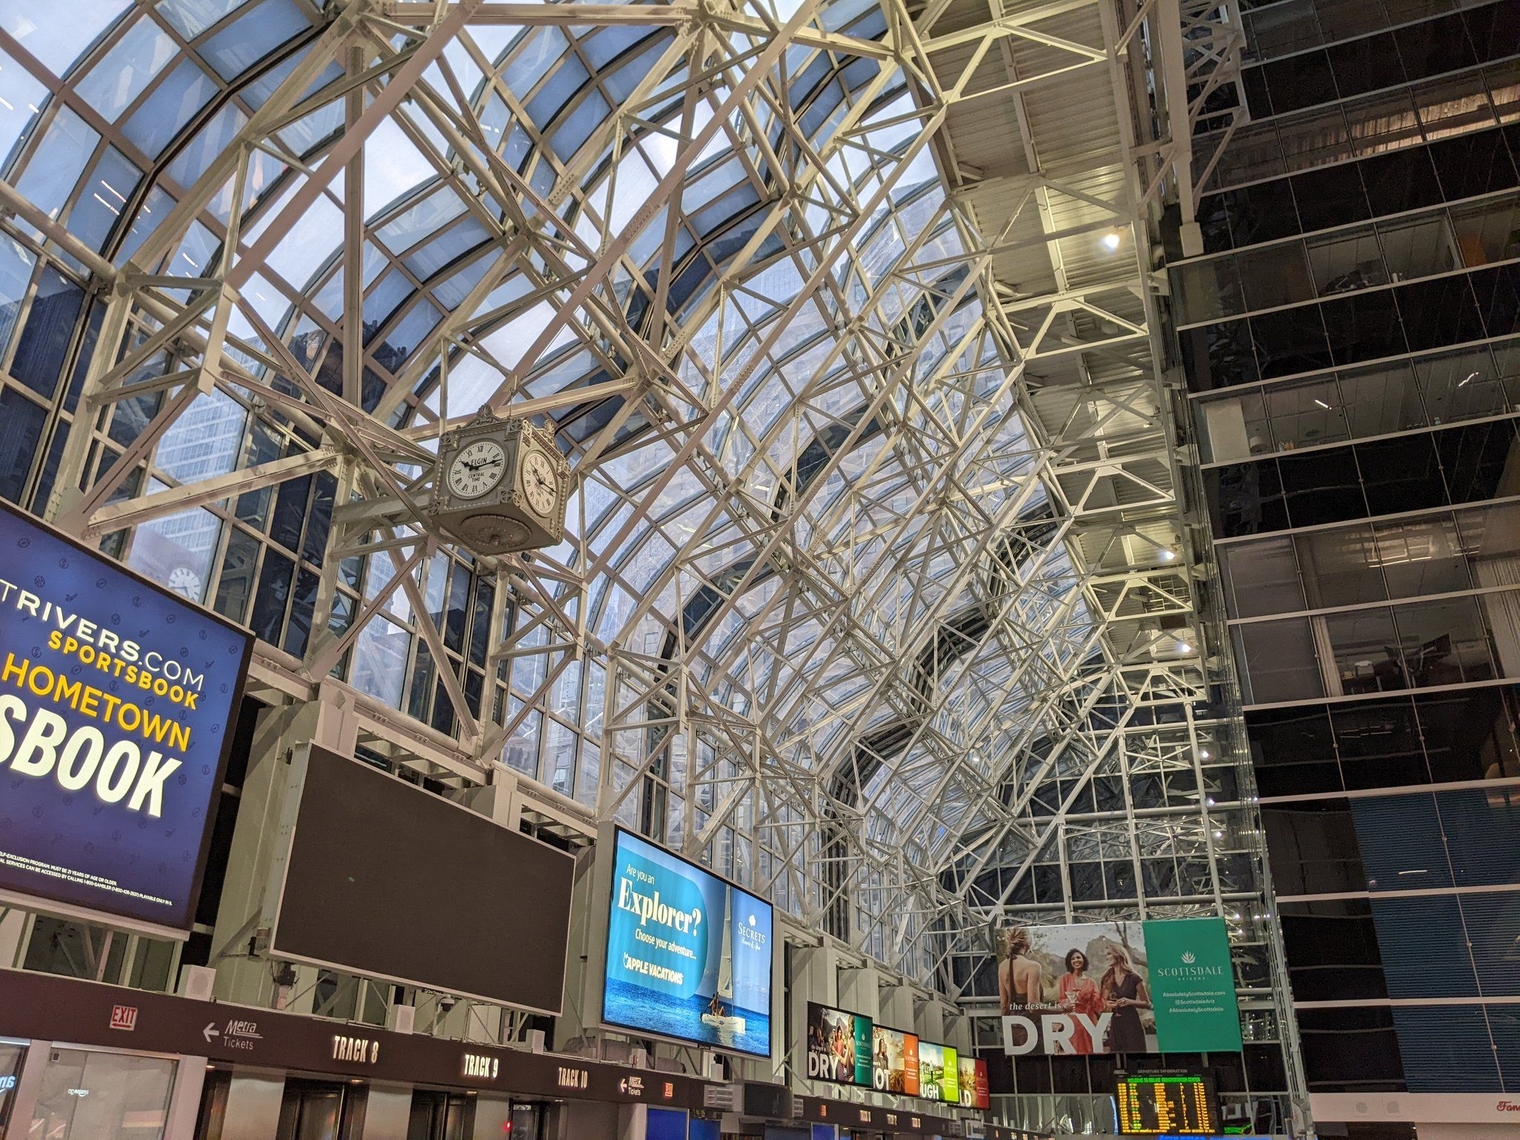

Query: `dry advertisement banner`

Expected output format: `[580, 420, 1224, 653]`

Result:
[807, 1002, 872, 1086]
[995, 917, 1241, 1055]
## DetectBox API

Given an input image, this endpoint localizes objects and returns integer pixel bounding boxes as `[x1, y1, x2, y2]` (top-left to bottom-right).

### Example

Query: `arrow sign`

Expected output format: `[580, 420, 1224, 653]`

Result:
[202, 1022, 220, 1044]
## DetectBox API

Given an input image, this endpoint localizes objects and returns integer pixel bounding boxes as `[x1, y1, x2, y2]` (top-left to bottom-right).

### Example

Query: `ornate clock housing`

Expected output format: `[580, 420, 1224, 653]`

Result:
[428, 411, 569, 555]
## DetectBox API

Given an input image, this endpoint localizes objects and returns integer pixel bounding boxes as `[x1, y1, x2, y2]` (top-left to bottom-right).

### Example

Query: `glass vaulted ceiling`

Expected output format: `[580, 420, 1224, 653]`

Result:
[0, 0, 1228, 986]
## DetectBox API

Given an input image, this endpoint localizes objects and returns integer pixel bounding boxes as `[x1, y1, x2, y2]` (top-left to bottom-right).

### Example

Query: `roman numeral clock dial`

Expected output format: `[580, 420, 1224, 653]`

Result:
[447, 440, 506, 499]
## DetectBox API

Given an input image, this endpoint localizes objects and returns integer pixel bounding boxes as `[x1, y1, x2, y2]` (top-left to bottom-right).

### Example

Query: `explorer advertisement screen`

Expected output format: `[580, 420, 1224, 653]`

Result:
[602, 828, 773, 1056]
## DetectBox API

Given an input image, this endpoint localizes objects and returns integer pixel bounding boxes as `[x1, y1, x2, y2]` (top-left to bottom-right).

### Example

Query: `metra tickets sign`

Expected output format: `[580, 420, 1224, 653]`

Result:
[0, 504, 250, 933]
[996, 917, 1241, 1054]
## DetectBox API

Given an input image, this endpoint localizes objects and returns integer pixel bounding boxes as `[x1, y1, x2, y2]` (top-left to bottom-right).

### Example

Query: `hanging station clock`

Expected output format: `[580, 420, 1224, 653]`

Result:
[428, 410, 570, 555]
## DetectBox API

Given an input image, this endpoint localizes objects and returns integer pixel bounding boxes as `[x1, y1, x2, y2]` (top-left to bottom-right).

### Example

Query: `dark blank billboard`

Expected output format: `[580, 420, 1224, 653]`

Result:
[273, 746, 573, 1012]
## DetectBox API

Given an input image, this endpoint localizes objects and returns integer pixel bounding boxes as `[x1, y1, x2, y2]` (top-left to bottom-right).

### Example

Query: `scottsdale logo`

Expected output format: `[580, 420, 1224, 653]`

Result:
[1155, 948, 1224, 979]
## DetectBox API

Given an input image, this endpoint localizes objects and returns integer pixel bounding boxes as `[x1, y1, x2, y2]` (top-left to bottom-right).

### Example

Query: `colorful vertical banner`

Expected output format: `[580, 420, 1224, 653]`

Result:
[806, 1002, 872, 1086]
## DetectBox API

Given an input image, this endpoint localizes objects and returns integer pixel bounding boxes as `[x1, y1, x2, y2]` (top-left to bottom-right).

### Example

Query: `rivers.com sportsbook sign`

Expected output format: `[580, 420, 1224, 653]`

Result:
[0, 504, 250, 934]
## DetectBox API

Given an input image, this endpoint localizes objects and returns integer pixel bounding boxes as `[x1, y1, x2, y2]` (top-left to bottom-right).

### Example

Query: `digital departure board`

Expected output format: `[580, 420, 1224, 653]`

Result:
[1115, 1072, 1221, 1135]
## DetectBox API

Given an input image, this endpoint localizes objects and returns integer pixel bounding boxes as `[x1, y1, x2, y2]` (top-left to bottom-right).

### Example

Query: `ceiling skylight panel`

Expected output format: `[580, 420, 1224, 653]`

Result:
[0, 0, 129, 76]
[264, 192, 341, 290]
[122, 58, 217, 157]
[73, 14, 177, 120]
[362, 117, 436, 217]
[198, 0, 308, 81]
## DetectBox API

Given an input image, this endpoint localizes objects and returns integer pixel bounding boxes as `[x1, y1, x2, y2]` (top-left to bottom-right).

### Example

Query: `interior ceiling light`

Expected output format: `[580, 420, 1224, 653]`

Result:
[1101, 231, 1122, 252]
[1313, 398, 1332, 409]
[1159, 548, 1177, 562]
[1178, 640, 1193, 653]
[1459, 371, 1479, 387]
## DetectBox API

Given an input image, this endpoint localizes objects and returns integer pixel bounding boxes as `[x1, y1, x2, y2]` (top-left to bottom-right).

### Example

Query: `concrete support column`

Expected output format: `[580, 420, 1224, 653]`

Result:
[162, 1055, 207, 1140]
[469, 1095, 511, 1140]
[218, 1072, 286, 1140]
[837, 963, 879, 1021]
[359, 1082, 413, 1140]
[616, 1103, 646, 1140]
[937, 999, 970, 1053]
[878, 984, 914, 1031]
[915, 1000, 944, 1044]
[560, 1100, 619, 1140]
[209, 700, 319, 1008]
[5, 1037, 52, 1139]
[0, 910, 28, 970]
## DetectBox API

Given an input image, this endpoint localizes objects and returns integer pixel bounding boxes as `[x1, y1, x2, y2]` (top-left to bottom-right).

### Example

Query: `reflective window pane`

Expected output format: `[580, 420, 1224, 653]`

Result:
[1298, 525, 1386, 609]
[29, 1048, 176, 1140]
[1393, 595, 1497, 684]
[1324, 607, 1407, 694]
[1264, 377, 1349, 451]
[1236, 617, 1325, 704]
[1373, 514, 1471, 599]
[1308, 226, 1386, 296]
[1223, 537, 1305, 618]
[1339, 361, 1425, 437]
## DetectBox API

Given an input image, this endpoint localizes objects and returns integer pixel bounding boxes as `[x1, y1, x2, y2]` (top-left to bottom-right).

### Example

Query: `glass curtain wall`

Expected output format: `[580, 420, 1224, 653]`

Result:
[1178, 0, 1520, 1101]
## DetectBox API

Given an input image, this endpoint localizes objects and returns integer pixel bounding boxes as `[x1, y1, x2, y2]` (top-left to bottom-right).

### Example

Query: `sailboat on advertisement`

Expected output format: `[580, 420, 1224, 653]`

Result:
[700, 891, 747, 1035]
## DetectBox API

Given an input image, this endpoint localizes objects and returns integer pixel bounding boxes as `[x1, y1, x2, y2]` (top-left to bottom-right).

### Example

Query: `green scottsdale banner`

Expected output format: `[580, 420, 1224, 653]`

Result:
[997, 916, 1242, 1054]
[1142, 917, 1242, 1053]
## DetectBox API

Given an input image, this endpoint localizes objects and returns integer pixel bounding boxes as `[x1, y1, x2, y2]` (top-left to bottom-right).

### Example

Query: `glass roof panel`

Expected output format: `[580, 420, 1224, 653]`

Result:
[0, 0, 130, 75]
[122, 57, 217, 157]
[199, 0, 308, 81]
[72, 14, 179, 120]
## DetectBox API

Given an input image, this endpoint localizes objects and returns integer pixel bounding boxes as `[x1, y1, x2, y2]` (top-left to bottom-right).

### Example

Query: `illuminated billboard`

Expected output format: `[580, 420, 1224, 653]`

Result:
[806, 1002, 872, 1085]
[602, 828, 773, 1056]
[996, 918, 1241, 1055]
[958, 1056, 990, 1110]
[0, 503, 250, 935]
[872, 1024, 920, 1096]
[918, 1042, 958, 1103]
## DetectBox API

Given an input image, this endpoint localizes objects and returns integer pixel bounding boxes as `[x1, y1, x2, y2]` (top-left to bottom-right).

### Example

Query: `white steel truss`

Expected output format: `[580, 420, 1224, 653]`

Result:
[0, 0, 1303, 1127]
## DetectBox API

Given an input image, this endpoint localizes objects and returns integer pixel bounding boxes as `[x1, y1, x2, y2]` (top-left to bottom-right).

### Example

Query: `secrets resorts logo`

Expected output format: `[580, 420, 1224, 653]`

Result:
[738, 910, 767, 952]
[1154, 947, 1225, 979]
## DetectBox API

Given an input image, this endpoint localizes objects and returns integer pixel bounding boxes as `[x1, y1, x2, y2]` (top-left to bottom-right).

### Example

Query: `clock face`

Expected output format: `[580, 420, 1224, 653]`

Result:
[167, 566, 202, 600]
[448, 439, 507, 499]
[521, 450, 559, 517]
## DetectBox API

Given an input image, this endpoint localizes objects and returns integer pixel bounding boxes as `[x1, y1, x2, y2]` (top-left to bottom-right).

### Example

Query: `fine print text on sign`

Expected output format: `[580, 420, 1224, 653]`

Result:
[0, 504, 251, 932]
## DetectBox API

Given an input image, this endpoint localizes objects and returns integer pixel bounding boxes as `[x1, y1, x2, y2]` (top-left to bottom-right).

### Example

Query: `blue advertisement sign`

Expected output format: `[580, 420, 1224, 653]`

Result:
[0, 504, 251, 933]
[602, 828, 773, 1056]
